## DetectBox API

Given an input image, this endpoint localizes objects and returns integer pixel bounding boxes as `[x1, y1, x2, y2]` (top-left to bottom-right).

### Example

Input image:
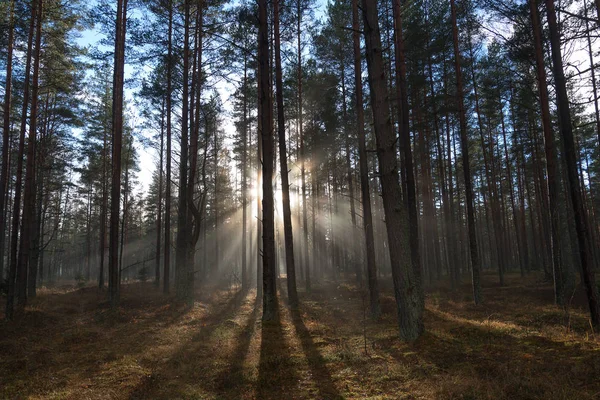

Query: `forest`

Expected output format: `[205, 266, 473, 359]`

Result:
[1, 0, 600, 398]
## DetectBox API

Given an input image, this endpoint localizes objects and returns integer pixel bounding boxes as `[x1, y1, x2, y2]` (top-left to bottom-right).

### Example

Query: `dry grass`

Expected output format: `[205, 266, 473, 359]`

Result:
[1, 273, 599, 399]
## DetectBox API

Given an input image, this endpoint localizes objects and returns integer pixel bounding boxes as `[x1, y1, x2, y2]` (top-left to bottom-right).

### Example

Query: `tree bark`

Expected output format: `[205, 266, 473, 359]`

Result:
[450, 0, 481, 305]
[109, 0, 128, 308]
[353, 0, 379, 318]
[529, 0, 567, 305]
[164, 0, 173, 295]
[392, 0, 421, 285]
[545, 0, 600, 326]
[259, 0, 277, 321]
[8, 0, 38, 316]
[241, 52, 248, 291]
[156, 98, 165, 287]
[176, 0, 192, 303]
[298, 0, 310, 293]
[361, 0, 424, 341]
[274, 0, 298, 307]
[0, 0, 15, 284]
[20, 0, 44, 302]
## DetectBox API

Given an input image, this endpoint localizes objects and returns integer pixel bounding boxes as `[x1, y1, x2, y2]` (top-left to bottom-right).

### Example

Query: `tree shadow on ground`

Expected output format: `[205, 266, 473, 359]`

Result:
[128, 288, 248, 399]
[257, 303, 301, 399]
[380, 309, 600, 399]
[290, 307, 344, 400]
[0, 283, 197, 399]
[215, 295, 260, 397]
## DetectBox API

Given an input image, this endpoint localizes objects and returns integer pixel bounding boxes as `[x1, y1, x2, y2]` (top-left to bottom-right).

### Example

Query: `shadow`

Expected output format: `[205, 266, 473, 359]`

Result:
[0, 282, 197, 399]
[215, 296, 259, 396]
[257, 306, 300, 399]
[128, 289, 248, 400]
[290, 308, 343, 400]
[380, 309, 600, 398]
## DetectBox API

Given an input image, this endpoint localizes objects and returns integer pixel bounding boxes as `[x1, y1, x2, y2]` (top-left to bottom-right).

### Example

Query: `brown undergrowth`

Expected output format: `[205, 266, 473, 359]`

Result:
[1, 273, 599, 399]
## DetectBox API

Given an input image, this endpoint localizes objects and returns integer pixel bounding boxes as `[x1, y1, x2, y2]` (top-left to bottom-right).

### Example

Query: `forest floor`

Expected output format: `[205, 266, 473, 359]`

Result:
[1, 272, 600, 400]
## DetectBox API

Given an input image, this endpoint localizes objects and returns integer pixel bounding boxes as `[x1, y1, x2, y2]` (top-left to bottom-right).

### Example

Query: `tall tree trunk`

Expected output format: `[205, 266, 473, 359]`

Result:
[176, 0, 191, 303]
[119, 142, 132, 281]
[214, 124, 219, 275]
[99, 87, 109, 289]
[529, 0, 567, 304]
[297, 0, 310, 293]
[584, 1, 600, 147]
[545, 0, 600, 326]
[7, 0, 35, 318]
[156, 98, 165, 287]
[450, 0, 481, 304]
[427, 38, 452, 287]
[361, 0, 424, 341]
[259, 0, 276, 321]
[443, 59, 460, 285]
[353, 0, 380, 318]
[0, 0, 15, 284]
[109, 0, 128, 308]
[468, 39, 504, 286]
[164, 0, 173, 295]
[186, 2, 204, 290]
[256, 57, 263, 299]
[241, 53, 248, 291]
[274, 0, 298, 307]
[17, 0, 43, 307]
[392, 0, 421, 285]
[499, 96, 524, 277]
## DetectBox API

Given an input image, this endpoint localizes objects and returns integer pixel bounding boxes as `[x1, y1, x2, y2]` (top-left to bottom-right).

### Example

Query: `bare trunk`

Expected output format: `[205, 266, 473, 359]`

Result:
[241, 53, 248, 291]
[17, 0, 43, 308]
[176, 0, 191, 303]
[259, 0, 276, 320]
[109, 0, 128, 308]
[353, 0, 379, 317]
[156, 98, 165, 287]
[451, 0, 481, 304]
[164, 0, 173, 295]
[274, 0, 298, 307]
[361, 0, 424, 341]
[545, 0, 600, 325]
[0, 0, 15, 284]
[392, 0, 421, 287]
[529, 0, 566, 304]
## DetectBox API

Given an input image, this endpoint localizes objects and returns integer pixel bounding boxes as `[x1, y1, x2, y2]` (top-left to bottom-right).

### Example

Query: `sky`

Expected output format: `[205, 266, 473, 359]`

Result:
[74, 0, 598, 197]
[74, 0, 330, 198]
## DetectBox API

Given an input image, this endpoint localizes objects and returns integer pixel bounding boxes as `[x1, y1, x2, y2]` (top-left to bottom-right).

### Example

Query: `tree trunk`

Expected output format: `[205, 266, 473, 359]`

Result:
[241, 52, 248, 291]
[297, 0, 310, 293]
[256, 57, 263, 299]
[529, 0, 567, 304]
[186, 2, 205, 291]
[17, 0, 43, 308]
[259, 0, 276, 321]
[176, 0, 191, 303]
[545, 0, 600, 326]
[450, 0, 481, 304]
[361, 0, 424, 341]
[392, 0, 421, 287]
[0, 0, 15, 284]
[155, 98, 165, 287]
[109, 0, 128, 308]
[274, 0, 298, 307]
[6, 0, 35, 319]
[353, 0, 379, 318]
[164, 0, 173, 295]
